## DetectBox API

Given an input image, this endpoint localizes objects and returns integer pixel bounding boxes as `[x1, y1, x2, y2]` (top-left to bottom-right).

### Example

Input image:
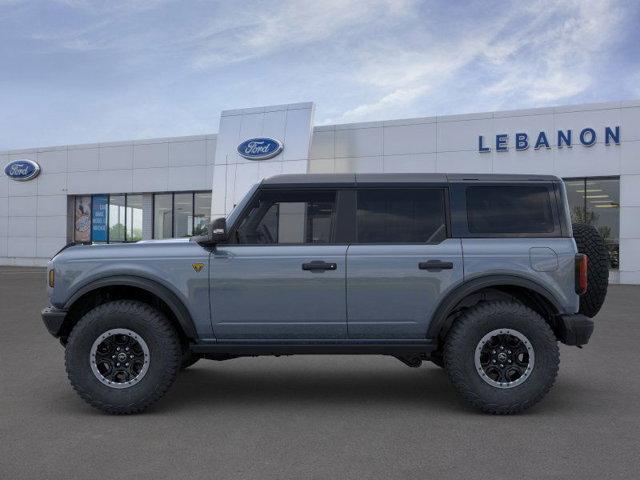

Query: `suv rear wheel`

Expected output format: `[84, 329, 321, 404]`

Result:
[444, 301, 559, 414]
[65, 300, 181, 414]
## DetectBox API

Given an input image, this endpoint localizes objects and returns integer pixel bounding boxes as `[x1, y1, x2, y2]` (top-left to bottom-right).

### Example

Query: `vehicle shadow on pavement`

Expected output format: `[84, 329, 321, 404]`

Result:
[154, 361, 600, 416]
[158, 362, 456, 409]
[45, 362, 599, 417]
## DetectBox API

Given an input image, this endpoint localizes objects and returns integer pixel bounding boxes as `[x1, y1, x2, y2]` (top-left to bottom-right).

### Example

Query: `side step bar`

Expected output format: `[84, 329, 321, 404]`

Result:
[190, 340, 437, 357]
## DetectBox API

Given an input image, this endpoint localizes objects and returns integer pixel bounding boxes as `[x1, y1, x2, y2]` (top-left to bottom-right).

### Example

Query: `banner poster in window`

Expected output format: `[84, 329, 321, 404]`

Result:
[91, 194, 108, 242]
[74, 196, 91, 242]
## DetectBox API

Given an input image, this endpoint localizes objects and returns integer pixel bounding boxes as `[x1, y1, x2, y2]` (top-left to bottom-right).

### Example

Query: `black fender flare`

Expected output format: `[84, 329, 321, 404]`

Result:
[426, 274, 564, 339]
[63, 275, 197, 339]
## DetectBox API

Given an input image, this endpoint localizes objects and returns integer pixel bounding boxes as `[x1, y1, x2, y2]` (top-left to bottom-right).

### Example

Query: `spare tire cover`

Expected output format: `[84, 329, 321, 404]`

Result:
[572, 223, 609, 318]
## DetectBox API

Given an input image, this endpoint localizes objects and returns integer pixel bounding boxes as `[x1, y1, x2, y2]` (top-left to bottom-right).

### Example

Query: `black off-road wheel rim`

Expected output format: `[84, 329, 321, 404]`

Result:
[90, 329, 150, 389]
[474, 329, 535, 389]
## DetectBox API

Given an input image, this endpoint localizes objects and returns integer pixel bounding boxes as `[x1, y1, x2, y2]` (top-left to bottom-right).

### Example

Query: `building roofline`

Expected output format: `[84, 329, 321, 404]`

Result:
[2, 97, 638, 154]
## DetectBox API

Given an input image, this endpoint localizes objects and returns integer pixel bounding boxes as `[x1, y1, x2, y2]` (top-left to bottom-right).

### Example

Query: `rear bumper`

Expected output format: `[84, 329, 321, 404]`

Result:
[556, 314, 594, 346]
[41, 306, 67, 338]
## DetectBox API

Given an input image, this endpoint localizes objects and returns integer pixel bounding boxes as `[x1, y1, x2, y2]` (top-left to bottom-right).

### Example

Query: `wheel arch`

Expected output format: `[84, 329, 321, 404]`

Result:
[60, 275, 197, 343]
[427, 275, 563, 341]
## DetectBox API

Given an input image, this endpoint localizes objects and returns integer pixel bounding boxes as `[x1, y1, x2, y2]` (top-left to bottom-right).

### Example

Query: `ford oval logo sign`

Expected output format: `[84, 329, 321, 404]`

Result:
[237, 137, 283, 160]
[4, 159, 41, 181]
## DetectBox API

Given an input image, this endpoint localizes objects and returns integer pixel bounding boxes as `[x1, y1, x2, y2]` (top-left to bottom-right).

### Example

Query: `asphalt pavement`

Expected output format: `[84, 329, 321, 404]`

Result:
[1, 267, 639, 479]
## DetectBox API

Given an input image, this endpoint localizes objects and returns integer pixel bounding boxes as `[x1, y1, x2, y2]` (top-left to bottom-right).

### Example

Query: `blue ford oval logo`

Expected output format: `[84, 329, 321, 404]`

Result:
[4, 159, 41, 181]
[237, 137, 283, 160]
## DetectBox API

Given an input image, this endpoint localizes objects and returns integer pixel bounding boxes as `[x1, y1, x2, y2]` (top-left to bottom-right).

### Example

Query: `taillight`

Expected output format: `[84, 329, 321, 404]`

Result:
[575, 254, 588, 295]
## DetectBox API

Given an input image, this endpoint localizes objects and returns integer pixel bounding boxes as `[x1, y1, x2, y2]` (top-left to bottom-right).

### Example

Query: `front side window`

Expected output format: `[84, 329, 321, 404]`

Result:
[466, 186, 555, 234]
[356, 189, 446, 243]
[235, 190, 336, 244]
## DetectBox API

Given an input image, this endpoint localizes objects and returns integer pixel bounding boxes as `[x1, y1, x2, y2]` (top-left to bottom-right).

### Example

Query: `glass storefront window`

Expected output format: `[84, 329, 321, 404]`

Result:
[154, 194, 172, 239]
[152, 191, 211, 239]
[109, 195, 126, 242]
[564, 177, 620, 269]
[126, 194, 143, 242]
[74, 196, 92, 243]
[174, 193, 193, 237]
[91, 195, 109, 242]
[194, 192, 212, 236]
[73, 191, 211, 241]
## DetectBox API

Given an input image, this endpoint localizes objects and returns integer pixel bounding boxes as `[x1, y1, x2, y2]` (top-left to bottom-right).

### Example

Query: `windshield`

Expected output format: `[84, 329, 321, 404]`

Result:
[225, 183, 259, 229]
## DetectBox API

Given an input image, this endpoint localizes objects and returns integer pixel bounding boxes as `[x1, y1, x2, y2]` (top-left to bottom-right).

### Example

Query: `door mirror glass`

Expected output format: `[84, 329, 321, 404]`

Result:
[193, 217, 227, 246]
[209, 217, 227, 244]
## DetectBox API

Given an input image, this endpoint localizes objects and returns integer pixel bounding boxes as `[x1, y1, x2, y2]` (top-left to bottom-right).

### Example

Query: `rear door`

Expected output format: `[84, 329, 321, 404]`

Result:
[346, 187, 463, 339]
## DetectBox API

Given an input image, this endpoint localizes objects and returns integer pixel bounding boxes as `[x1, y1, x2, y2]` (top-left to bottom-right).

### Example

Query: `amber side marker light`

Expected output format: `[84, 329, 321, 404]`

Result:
[575, 254, 588, 295]
[48, 269, 55, 288]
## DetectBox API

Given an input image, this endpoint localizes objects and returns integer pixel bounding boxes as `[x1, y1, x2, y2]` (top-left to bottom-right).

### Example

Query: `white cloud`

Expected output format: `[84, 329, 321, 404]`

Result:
[191, 0, 412, 69]
[334, 0, 625, 122]
[481, 0, 621, 105]
[0, 0, 634, 149]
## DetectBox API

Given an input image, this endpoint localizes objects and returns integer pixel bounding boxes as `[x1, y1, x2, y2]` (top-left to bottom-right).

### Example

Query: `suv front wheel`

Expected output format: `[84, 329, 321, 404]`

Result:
[444, 301, 559, 414]
[65, 300, 181, 414]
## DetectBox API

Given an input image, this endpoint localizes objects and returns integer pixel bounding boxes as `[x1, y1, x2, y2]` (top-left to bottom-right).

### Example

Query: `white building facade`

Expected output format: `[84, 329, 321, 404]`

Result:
[1, 100, 639, 283]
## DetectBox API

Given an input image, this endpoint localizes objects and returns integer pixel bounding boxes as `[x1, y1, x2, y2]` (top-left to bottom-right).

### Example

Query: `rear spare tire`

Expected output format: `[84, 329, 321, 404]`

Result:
[573, 223, 609, 318]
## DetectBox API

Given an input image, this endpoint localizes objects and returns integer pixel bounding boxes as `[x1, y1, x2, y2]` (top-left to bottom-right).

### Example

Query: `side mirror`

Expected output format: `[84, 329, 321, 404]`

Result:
[192, 217, 227, 246]
[209, 217, 228, 244]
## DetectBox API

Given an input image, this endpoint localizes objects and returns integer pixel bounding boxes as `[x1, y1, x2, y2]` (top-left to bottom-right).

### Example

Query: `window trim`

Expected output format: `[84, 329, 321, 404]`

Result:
[353, 186, 450, 245]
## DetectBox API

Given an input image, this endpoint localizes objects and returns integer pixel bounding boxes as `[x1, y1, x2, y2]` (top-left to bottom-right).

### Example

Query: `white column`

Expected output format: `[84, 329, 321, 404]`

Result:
[619, 174, 640, 283]
[211, 102, 315, 218]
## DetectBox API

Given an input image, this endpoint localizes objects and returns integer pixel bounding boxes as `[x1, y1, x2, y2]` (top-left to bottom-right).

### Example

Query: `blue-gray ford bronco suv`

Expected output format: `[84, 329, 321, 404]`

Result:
[42, 174, 609, 414]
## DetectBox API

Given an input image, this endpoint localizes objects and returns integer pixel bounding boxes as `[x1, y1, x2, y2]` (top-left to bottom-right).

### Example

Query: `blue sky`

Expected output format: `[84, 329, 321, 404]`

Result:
[1, 0, 639, 150]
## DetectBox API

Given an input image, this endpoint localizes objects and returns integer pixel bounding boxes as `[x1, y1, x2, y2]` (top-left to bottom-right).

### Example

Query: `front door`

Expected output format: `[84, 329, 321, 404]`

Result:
[346, 188, 463, 339]
[211, 188, 347, 339]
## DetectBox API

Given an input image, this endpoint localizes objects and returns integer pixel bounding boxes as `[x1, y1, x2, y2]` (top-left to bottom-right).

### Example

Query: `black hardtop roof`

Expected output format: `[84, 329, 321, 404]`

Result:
[261, 173, 560, 188]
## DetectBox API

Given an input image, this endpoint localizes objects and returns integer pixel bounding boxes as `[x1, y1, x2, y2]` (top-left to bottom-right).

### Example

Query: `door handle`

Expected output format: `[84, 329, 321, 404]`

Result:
[302, 261, 337, 271]
[419, 260, 454, 271]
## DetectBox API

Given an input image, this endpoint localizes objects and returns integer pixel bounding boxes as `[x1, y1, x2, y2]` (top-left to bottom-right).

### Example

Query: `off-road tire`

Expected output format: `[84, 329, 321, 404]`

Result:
[444, 301, 559, 414]
[573, 222, 609, 318]
[180, 351, 201, 370]
[65, 300, 181, 414]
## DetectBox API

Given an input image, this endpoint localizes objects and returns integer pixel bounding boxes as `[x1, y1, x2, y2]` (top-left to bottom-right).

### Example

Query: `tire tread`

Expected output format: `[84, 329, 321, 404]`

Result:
[444, 301, 559, 414]
[65, 300, 181, 415]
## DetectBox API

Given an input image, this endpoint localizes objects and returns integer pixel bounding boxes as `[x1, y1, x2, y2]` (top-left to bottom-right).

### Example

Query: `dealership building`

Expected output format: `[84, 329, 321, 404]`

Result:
[1, 100, 639, 283]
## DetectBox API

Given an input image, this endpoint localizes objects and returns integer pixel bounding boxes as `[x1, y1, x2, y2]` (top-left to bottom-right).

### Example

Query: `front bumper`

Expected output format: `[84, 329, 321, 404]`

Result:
[41, 306, 67, 338]
[556, 314, 594, 346]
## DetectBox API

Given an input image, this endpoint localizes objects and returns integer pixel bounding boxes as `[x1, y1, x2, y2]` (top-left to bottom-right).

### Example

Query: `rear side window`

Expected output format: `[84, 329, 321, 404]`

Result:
[466, 186, 555, 234]
[356, 189, 446, 243]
